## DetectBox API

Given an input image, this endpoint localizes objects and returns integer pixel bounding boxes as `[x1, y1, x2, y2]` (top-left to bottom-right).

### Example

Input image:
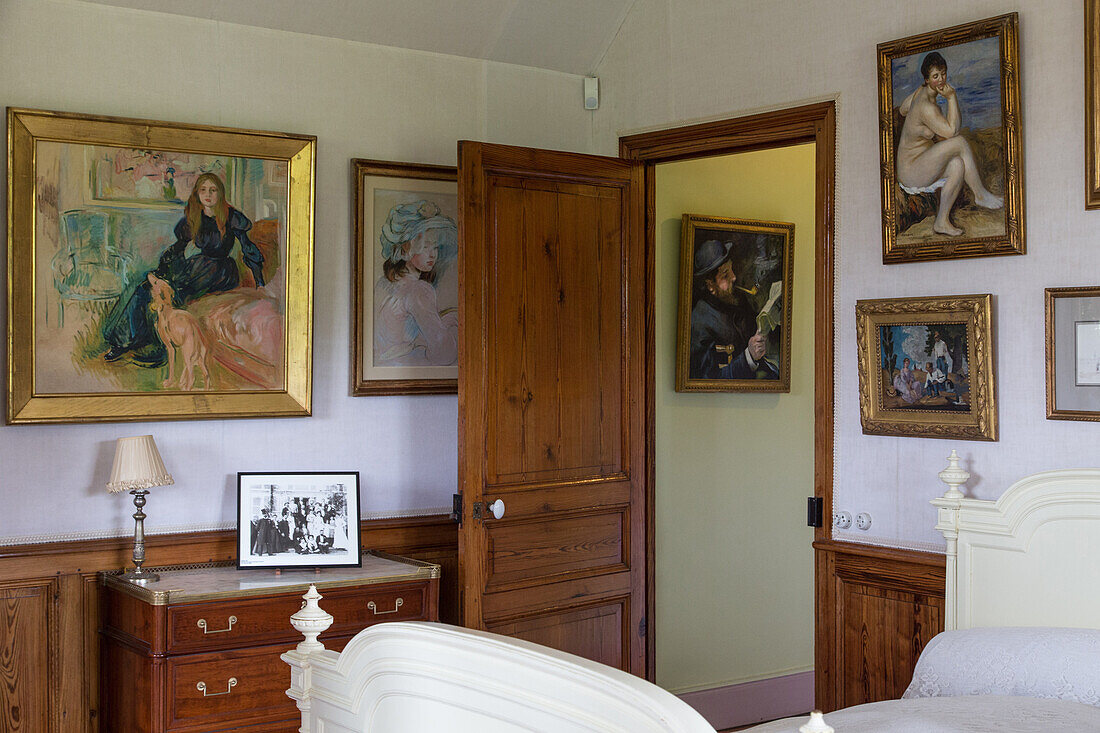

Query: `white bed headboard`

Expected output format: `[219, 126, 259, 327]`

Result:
[933, 452, 1100, 631]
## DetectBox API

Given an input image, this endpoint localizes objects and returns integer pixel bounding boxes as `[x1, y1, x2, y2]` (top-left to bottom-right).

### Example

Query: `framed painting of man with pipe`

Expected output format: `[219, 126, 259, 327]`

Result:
[675, 214, 794, 393]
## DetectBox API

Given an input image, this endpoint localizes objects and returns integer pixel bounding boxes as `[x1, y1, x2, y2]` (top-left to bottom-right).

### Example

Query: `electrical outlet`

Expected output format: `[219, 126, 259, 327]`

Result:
[855, 512, 872, 530]
[834, 511, 852, 529]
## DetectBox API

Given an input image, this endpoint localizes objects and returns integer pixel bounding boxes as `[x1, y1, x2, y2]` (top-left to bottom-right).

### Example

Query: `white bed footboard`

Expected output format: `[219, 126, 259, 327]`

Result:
[283, 584, 718, 732]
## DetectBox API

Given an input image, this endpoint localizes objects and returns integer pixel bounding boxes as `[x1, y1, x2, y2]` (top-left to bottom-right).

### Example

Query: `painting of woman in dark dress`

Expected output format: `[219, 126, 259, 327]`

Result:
[102, 172, 266, 368]
[10, 109, 314, 423]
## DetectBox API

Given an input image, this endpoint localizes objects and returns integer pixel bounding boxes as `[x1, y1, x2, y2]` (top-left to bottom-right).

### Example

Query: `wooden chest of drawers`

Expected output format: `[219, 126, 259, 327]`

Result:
[99, 551, 440, 732]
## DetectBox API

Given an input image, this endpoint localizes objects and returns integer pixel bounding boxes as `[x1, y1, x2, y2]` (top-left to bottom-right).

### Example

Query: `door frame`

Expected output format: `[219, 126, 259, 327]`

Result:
[619, 100, 836, 688]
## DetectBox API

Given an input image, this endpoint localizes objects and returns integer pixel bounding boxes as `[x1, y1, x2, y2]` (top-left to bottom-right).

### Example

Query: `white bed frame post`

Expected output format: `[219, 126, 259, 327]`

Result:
[931, 449, 969, 632]
[282, 584, 334, 733]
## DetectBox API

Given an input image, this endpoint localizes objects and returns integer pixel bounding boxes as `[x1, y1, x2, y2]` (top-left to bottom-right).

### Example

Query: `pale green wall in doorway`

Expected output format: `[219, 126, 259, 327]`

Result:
[654, 144, 816, 693]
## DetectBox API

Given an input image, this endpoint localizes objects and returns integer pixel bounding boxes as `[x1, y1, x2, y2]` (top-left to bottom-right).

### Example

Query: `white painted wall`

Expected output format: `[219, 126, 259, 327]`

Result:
[0, 0, 594, 543]
[596, 0, 1100, 550]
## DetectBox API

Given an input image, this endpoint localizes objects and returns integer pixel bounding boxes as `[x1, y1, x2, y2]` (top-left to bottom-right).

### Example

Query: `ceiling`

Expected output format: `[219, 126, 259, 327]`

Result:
[79, 0, 635, 75]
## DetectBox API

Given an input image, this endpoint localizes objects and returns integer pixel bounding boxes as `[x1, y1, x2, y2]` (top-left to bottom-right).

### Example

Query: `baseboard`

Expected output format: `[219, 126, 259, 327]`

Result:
[677, 670, 814, 730]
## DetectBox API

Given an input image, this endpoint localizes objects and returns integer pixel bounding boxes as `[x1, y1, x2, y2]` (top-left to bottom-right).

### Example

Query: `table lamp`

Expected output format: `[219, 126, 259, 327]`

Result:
[106, 435, 174, 581]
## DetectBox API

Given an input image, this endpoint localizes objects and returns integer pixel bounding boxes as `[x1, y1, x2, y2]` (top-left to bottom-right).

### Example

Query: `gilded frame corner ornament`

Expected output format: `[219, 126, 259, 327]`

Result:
[675, 214, 795, 394]
[1045, 286, 1100, 421]
[856, 294, 997, 441]
[6, 107, 315, 424]
[877, 13, 1024, 264]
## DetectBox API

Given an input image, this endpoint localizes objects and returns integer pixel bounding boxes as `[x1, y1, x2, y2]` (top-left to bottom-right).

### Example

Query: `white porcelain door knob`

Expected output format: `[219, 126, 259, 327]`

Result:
[488, 499, 505, 519]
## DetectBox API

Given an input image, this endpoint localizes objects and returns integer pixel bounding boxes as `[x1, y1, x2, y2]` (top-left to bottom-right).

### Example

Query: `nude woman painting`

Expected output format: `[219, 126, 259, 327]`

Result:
[896, 50, 1003, 237]
[877, 14, 1023, 262]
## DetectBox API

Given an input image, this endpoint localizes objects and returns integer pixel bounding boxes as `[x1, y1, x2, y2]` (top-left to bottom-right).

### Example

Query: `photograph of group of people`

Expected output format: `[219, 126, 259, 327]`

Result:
[237, 472, 361, 568]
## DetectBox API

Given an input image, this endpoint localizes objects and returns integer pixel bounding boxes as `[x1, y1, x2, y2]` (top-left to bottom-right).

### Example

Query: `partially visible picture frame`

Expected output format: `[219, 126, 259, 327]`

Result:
[7, 107, 315, 424]
[1087, 0, 1100, 208]
[856, 294, 997, 440]
[1045, 286, 1100, 421]
[877, 13, 1024, 263]
[236, 472, 361, 569]
[352, 159, 458, 396]
[675, 214, 794, 393]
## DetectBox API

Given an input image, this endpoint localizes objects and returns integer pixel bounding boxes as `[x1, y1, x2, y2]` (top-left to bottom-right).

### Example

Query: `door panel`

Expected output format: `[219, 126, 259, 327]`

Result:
[485, 509, 627, 589]
[459, 142, 645, 675]
[486, 178, 624, 485]
[487, 602, 628, 671]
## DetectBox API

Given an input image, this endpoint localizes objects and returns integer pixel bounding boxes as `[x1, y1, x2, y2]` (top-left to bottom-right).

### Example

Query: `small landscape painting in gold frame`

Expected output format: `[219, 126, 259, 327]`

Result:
[856, 294, 996, 440]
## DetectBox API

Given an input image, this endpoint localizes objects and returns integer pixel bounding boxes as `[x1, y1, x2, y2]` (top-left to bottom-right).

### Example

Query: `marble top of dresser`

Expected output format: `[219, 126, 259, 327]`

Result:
[101, 550, 439, 605]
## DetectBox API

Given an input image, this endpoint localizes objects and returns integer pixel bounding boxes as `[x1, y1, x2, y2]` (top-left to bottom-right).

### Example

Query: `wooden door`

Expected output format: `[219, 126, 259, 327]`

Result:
[458, 142, 646, 675]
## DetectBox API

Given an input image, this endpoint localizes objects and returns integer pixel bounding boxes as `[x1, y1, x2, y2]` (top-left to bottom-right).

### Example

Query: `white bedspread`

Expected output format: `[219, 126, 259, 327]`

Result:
[904, 627, 1100, 706]
[743, 695, 1100, 732]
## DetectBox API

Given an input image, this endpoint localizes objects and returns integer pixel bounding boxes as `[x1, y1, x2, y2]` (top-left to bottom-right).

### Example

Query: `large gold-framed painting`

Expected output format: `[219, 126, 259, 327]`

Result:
[856, 294, 997, 441]
[6, 108, 315, 423]
[877, 13, 1024, 263]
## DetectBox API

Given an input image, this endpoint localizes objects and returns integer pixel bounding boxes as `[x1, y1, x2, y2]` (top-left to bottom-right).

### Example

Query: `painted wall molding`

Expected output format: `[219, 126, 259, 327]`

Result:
[0, 505, 452, 547]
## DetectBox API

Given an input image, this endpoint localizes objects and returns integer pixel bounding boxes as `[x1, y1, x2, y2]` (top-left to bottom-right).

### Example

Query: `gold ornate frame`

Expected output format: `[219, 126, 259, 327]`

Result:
[877, 13, 1024, 263]
[1045, 286, 1100, 421]
[1087, 1, 1100, 208]
[351, 159, 458, 396]
[6, 108, 315, 423]
[856, 294, 996, 440]
[675, 214, 794, 393]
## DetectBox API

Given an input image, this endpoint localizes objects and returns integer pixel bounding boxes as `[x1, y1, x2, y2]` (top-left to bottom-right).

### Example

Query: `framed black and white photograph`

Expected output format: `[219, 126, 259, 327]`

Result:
[236, 471, 361, 569]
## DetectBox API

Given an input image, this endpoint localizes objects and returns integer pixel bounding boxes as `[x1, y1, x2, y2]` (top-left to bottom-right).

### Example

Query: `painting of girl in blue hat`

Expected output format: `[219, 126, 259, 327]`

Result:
[373, 199, 459, 367]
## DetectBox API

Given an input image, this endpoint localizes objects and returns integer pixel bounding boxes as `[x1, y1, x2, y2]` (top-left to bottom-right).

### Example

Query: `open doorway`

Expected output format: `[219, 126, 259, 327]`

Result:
[653, 144, 815, 728]
[621, 102, 836, 730]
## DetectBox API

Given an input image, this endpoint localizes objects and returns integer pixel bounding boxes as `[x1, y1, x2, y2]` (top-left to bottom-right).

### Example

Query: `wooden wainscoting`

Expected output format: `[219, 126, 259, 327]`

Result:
[814, 539, 946, 712]
[0, 515, 457, 733]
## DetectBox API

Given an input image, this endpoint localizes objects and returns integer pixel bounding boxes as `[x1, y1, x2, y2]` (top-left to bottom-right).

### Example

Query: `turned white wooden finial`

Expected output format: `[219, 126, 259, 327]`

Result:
[937, 449, 970, 500]
[290, 584, 333, 653]
[799, 710, 834, 733]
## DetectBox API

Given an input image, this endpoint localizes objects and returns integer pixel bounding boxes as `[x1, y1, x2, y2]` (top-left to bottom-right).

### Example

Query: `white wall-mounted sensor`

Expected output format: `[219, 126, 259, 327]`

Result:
[584, 77, 599, 110]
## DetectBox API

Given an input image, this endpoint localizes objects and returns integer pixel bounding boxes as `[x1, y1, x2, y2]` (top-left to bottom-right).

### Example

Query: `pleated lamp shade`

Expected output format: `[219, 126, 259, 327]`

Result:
[106, 435, 174, 494]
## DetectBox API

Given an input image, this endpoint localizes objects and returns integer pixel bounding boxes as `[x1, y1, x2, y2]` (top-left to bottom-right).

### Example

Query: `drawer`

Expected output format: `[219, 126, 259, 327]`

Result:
[319, 581, 426, 632]
[168, 594, 302, 653]
[164, 639, 349, 732]
[167, 580, 429, 653]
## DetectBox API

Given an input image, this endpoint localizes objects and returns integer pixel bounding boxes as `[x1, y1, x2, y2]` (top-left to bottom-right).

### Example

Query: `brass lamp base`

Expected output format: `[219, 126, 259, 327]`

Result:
[122, 488, 159, 583]
[120, 567, 160, 582]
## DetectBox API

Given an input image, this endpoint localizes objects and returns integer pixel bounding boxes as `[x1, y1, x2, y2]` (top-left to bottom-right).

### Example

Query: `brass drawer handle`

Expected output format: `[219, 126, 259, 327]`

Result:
[196, 677, 237, 697]
[367, 597, 404, 615]
[197, 615, 237, 634]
